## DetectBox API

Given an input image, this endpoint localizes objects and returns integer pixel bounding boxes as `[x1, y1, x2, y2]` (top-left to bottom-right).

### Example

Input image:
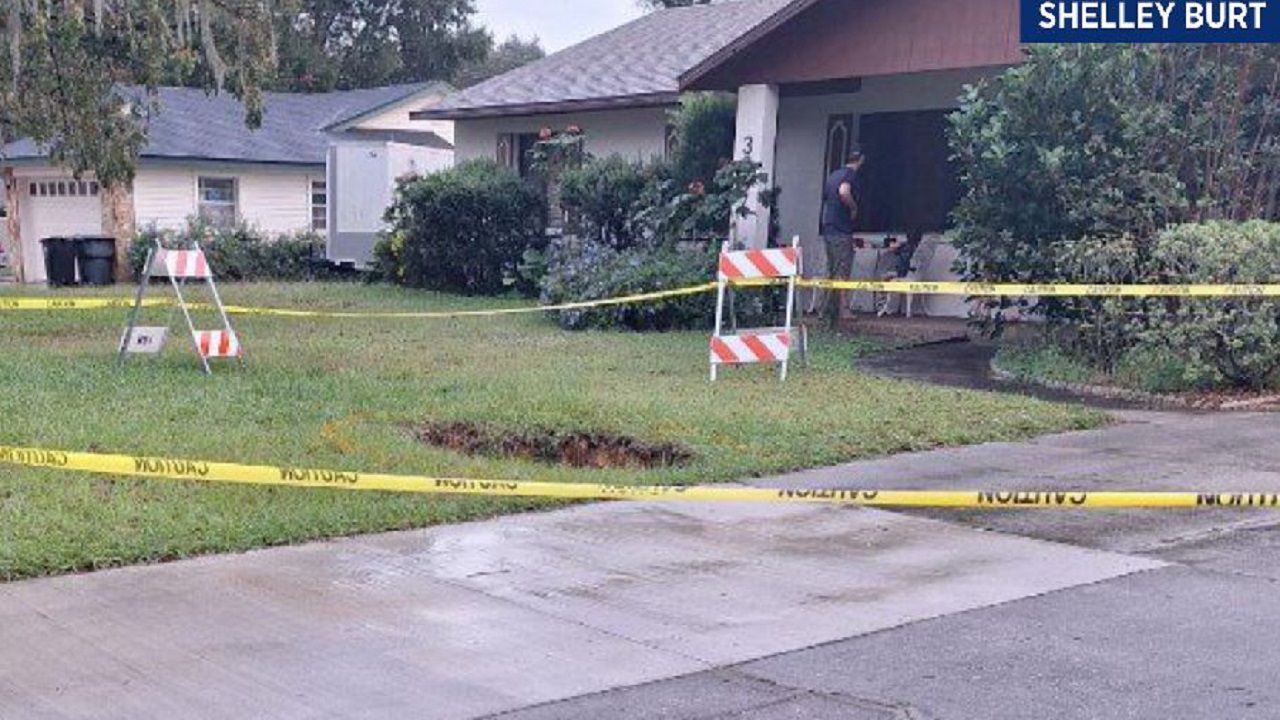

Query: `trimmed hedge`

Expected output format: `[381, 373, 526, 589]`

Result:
[129, 221, 330, 281]
[1138, 221, 1280, 390]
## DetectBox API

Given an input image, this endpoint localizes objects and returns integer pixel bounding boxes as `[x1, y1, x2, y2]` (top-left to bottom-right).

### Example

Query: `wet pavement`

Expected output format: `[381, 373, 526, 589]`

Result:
[0, 502, 1155, 719]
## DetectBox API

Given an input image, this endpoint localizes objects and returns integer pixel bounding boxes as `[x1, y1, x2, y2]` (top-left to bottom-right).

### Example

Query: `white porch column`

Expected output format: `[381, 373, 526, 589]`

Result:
[731, 83, 779, 249]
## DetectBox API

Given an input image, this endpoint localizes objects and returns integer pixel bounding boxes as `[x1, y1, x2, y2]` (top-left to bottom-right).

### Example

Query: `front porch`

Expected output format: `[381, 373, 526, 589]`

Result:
[725, 68, 1003, 320]
[680, 0, 1023, 320]
[831, 313, 970, 346]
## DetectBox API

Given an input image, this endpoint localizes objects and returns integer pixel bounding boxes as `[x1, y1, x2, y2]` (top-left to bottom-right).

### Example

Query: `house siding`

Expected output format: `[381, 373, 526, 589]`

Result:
[354, 105, 456, 146]
[239, 171, 315, 234]
[132, 162, 324, 234]
[132, 166, 197, 230]
[453, 106, 671, 165]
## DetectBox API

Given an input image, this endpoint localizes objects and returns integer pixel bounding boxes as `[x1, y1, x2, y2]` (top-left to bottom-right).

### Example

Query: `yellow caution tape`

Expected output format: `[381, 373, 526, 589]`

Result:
[5, 278, 1280, 318]
[801, 279, 1280, 297]
[215, 283, 720, 319]
[0, 297, 170, 311]
[2, 444, 1278, 509]
[0, 284, 717, 319]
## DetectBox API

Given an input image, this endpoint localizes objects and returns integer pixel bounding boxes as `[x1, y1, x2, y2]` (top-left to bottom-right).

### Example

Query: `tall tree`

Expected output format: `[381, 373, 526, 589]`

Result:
[270, 0, 490, 91]
[453, 34, 543, 88]
[1, 0, 283, 186]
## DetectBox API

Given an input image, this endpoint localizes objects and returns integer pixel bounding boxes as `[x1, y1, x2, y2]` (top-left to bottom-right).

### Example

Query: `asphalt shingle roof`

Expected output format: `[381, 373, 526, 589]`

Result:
[423, 0, 796, 119]
[4, 82, 449, 165]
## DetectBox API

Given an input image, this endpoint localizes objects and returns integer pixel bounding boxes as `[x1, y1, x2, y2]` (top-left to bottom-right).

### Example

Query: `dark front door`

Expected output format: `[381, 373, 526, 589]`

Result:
[855, 110, 960, 233]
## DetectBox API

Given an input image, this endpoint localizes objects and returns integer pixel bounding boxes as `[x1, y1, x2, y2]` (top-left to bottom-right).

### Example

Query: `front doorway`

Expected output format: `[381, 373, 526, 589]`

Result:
[822, 110, 959, 234]
[819, 109, 965, 317]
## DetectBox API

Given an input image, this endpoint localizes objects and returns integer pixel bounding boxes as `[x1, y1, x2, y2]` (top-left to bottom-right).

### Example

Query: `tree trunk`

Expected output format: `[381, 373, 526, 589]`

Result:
[3, 168, 24, 284]
[100, 180, 135, 281]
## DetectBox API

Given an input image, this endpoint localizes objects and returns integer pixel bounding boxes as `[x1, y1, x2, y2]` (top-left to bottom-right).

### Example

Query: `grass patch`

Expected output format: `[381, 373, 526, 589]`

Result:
[996, 342, 1202, 395]
[994, 344, 1096, 386]
[0, 283, 1102, 580]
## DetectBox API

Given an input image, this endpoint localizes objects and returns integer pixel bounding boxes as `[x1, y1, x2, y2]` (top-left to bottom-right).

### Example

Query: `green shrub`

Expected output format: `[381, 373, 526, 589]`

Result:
[1000, 222, 1280, 392]
[377, 159, 546, 295]
[669, 93, 737, 187]
[539, 237, 717, 331]
[128, 220, 329, 281]
[1136, 221, 1280, 390]
[1111, 346, 1192, 395]
[558, 155, 653, 249]
[634, 159, 767, 244]
[950, 45, 1280, 338]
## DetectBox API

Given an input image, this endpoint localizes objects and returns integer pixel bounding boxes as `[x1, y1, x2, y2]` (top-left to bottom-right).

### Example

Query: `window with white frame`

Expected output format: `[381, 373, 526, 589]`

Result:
[311, 180, 328, 232]
[28, 180, 99, 197]
[198, 177, 237, 226]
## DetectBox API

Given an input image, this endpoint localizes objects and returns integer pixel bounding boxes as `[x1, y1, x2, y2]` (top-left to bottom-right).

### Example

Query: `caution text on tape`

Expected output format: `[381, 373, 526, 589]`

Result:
[801, 279, 1280, 297]
[0, 297, 170, 311]
[2, 444, 1279, 510]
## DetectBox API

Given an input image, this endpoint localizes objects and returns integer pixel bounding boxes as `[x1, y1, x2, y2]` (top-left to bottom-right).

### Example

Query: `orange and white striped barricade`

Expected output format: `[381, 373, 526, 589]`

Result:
[711, 236, 808, 382]
[119, 240, 243, 375]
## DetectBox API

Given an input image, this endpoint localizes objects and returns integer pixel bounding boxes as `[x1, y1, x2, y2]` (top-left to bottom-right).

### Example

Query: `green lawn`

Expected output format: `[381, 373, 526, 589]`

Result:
[0, 282, 1102, 580]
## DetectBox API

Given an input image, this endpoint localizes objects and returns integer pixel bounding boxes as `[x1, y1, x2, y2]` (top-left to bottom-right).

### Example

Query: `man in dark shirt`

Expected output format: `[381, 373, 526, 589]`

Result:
[819, 148, 866, 325]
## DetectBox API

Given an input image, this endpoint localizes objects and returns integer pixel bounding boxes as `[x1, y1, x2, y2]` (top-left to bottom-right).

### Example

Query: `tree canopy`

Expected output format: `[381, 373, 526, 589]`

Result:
[0, 0, 542, 187]
[2, 0, 281, 185]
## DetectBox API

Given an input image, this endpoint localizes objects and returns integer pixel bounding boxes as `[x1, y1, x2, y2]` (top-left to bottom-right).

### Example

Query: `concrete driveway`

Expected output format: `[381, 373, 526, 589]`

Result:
[3, 410, 1279, 719]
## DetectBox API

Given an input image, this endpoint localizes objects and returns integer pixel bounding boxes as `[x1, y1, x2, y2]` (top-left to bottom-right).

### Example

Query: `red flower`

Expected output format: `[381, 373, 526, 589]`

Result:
[688, 181, 706, 196]
[566, 125, 582, 135]
[538, 127, 554, 141]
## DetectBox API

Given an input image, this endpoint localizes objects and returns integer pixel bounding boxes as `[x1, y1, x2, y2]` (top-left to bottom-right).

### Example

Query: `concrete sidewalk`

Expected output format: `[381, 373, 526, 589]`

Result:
[0, 503, 1155, 719]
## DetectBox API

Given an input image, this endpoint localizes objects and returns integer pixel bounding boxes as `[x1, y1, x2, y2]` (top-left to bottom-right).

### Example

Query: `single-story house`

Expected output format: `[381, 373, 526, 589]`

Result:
[417, 0, 1023, 317]
[2, 82, 455, 283]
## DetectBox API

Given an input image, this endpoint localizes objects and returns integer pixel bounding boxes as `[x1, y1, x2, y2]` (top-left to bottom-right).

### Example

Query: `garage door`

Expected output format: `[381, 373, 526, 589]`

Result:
[20, 178, 104, 283]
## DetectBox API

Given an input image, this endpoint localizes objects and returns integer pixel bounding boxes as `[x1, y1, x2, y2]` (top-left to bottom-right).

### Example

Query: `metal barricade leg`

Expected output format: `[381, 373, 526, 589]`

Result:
[118, 247, 155, 367]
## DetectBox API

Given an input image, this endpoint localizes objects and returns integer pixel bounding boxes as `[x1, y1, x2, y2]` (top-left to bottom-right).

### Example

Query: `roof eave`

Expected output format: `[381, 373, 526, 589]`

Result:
[140, 155, 326, 168]
[320, 81, 455, 133]
[678, 0, 819, 92]
[412, 92, 681, 121]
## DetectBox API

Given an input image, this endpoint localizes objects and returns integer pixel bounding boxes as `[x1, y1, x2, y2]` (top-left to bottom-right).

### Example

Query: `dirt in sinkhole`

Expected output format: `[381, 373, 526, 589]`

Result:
[410, 420, 695, 470]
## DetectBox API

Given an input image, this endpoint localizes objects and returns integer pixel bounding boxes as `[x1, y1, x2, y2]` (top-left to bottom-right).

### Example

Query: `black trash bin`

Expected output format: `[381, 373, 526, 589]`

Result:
[40, 237, 79, 287]
[75, 236, 117, 286]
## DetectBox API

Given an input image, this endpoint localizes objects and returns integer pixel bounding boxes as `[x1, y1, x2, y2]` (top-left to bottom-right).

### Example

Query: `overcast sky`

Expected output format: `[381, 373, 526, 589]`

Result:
[474, 0, 647, 52]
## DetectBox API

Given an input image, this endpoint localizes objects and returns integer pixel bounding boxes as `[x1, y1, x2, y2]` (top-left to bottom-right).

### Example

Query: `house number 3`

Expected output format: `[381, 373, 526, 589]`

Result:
[742, 136, 754, 159]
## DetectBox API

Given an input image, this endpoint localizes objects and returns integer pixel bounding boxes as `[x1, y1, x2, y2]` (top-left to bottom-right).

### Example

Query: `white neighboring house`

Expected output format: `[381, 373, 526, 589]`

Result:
[1, 82, 455, 283]
[417, 0, 1023, 318]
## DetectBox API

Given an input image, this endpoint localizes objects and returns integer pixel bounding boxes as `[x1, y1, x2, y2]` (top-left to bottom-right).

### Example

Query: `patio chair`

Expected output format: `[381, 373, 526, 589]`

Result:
[875, 235, 940, 319]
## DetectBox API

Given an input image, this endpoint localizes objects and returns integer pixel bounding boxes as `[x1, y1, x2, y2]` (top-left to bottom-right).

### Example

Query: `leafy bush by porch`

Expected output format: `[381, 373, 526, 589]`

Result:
[668, 93, 738, 188]
[378, 96, 768, 322]
[558, 156, 655, 249]
[539, 237, 718, 331]
[950, 44, 1280, 389]
[544, 158, 768, 331]
[376, 160, 546, 295]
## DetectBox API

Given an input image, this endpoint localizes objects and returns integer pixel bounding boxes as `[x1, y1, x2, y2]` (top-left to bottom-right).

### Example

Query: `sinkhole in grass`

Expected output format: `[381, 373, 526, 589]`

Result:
[410, 421, 694, 470]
